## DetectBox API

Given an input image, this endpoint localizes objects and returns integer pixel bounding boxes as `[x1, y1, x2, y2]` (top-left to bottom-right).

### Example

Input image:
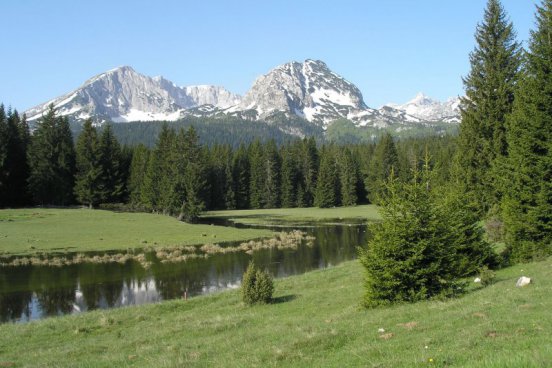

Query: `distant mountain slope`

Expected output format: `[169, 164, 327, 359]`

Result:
[26, 66, 240, 123]
[385, 92, 461, 123]
[25, 61, 462, 138]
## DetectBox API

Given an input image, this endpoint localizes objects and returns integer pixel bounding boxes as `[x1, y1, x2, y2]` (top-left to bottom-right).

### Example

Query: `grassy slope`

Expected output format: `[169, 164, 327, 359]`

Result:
[204, 204, 381, 225]
[1, 259, 550, 367]
[0, 209, 272, 256]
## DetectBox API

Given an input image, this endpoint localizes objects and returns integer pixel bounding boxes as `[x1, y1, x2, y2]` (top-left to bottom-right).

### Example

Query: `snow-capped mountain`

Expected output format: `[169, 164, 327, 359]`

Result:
[233, 59, 370, 126]
[25, 61, 460, 134]
[385, 92, 461, 123]
[26, 66, 241, 123]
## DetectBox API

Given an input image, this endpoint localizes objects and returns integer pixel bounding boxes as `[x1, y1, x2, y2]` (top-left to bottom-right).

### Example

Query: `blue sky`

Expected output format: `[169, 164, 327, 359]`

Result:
[1, 0, 538, 111]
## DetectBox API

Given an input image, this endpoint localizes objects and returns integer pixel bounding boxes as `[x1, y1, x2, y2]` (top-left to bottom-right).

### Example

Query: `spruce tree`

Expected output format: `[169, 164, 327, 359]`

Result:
[360, 162, 467, 307]
[248, 140, 265, 209]
[339, 147, 358, 206]
[98, 124, 124, 203]
[232, 144, 250, 209]
[27, 105, 75, 205]
[176, 127, 206, 222]
[457, 0, 522, 212]
[128, 144, 150, 206]
[314, 146, 339, 208]
[263, 140, 281, 209]
[502, 0, 552, 261]
[74, 119, 102, 208]
[0, 108, 30, 207]
[367, 133, 399, 203]
[0, 105, 7, 206]
[280, 145, 299, 208]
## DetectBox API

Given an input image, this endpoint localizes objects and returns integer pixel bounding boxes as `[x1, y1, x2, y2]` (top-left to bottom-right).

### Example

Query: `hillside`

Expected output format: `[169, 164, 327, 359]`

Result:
[0, 259, 550, 367]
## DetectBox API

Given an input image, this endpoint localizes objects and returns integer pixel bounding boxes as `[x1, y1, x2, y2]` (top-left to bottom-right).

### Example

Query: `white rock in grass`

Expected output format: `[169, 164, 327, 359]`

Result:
[474, 277, 481, 283]
[378, 328, 385, 333]
[516, 276, 531, 287]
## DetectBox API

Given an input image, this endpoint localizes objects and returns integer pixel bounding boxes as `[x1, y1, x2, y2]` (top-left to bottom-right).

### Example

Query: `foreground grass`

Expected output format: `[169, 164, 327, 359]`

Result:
[205, 204, 381, 225]
[1, 259, 550, 367]
[0, 208, 272, 256]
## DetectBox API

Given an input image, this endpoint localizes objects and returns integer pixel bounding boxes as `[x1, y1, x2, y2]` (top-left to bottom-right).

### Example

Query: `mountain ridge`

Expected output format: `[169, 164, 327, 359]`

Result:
[25, 61, 462, 135]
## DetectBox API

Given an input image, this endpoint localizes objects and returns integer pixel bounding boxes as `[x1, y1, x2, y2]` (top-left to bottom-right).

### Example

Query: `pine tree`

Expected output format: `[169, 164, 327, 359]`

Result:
[367, 133, 399, 203]
[298, 137, 318, 207]
[314, 146, 339, 208]
[128, 144, 150, 206]
[360, 161, 467, 307]
[74, 119, 102, 208]
[457, 0, 522, 212]
[263, 140, 281, 209]
[176, 127, 206, 222]
[502, 0, 552, 261]
[280, 145, 299, 208]
[98, 124, 124, 203]
[0, 105, 7, 206]
[248, 140, 265, 209]
[27, 105, 75, 205]
[232, 144, 250, 209]
[339, 147, 358, 206]
[0, 108, 30, 207]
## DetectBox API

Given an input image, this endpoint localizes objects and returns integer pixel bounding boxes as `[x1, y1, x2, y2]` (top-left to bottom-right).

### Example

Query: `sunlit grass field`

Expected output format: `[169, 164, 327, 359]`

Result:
[0, 259, 550, 367]
[0, 208, 272, 256]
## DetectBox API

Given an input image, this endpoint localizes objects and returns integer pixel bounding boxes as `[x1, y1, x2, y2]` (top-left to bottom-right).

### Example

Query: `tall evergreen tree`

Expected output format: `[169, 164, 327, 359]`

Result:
[314, 146, 339, 208]
[128, 144, 150, 206]
[248, 140, 265, 209]
[367, 133, 399, 203]
[176, 127, 206, 222]
[457, 0, 522, 212]
[280, 145, 299, 208]
[297, 137, 318, 207]
[0, 109, 30, 207]
[0, 105, 8, 206]
[232, 144, 250, 209]
[263, 140, 281, 208]
[339, 147, 358, 206]
[98, 124, 124, 203]
[27, 105, 75, 205]
[74, 119, 102, 208]
[502, 0, 552, 261]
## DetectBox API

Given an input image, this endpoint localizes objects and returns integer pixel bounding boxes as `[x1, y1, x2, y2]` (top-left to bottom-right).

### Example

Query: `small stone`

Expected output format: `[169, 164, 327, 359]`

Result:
[378, 328, 385, 333]
[474, 277, 481, 283]
[516, 276, 531, 287]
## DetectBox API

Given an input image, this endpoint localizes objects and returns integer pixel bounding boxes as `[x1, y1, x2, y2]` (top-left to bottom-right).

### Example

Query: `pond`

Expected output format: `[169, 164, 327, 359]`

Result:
[0, 221, 368, 323]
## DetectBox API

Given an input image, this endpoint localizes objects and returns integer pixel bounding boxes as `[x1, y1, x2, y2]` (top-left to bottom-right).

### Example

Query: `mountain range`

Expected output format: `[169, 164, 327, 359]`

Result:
[25, 60, 461, 135]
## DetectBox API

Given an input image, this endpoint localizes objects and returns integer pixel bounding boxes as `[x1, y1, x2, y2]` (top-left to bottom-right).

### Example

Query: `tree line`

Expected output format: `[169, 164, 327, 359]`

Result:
[0, 104, 455, 220]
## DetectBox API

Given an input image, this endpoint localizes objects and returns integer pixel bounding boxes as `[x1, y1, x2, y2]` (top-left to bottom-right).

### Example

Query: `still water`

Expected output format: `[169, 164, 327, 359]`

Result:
[0, 222, 367, 323]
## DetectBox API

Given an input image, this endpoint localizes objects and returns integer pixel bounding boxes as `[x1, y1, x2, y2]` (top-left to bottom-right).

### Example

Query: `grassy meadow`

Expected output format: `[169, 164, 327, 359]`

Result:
[0, 258, 550, 367]
[0, 208, 272, 256]
[204, 204, 381, 225]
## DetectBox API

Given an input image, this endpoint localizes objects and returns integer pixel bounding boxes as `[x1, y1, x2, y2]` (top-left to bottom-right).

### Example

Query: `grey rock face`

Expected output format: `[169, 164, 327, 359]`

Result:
[237, 59, 369, 127]
[26, 66, 240, 123]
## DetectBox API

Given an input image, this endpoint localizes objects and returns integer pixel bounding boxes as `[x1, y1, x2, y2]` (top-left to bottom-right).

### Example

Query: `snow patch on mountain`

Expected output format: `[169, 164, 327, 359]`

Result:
[385, 92, 461, 122]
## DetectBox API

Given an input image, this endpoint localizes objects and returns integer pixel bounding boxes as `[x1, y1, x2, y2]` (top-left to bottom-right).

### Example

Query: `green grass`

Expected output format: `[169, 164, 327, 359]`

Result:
[1, 259, 550, 367]
[0, 208, 272, 256]
[204, 204, 381, 225]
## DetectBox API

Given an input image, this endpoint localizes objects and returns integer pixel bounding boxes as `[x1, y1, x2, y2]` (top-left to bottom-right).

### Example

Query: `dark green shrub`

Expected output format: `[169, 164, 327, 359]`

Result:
[478, 266, 496, 287]
[241, 261, 274, 305]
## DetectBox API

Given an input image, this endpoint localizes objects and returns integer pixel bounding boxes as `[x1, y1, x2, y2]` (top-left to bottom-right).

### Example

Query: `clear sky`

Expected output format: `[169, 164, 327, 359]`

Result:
[0, 0, 538, 112]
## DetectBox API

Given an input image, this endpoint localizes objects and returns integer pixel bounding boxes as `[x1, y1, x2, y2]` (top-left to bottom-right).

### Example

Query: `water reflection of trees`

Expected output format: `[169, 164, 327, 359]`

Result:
[0, 225, 367, 322]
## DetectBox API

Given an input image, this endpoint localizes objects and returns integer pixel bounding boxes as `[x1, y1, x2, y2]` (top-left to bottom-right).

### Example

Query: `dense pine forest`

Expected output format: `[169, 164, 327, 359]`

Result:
[0, 103, 455, 217]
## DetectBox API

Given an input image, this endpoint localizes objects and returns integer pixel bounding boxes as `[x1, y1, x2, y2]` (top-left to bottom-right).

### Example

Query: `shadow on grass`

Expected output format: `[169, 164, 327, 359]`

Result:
[272, 294, 297, 304]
